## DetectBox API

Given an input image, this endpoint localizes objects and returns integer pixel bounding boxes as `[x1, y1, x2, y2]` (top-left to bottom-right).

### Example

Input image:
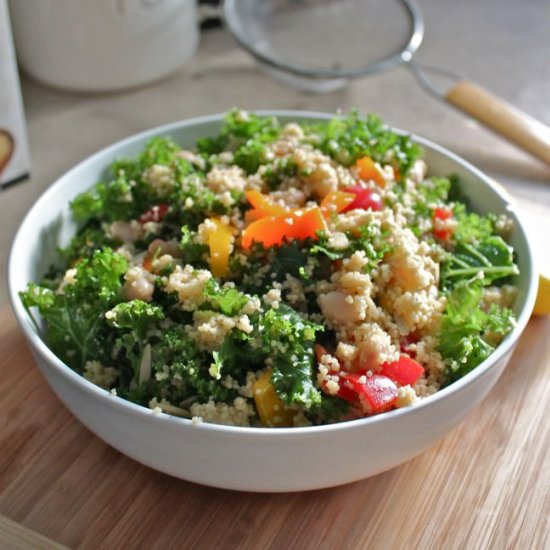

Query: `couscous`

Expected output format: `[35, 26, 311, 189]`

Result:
[21, 110, 519, 427]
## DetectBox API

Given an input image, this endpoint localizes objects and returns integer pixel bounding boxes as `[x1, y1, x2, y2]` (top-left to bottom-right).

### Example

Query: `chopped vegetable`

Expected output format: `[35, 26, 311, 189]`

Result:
[241, 207, 325, 250]
[138, 204, 170, 224]
[342, 185, 383, 212]
[253, 370, 295, 427]
[207, 218, 233, 278]
[441, 235, 518, 289]
[320, 190, 355, 217]
[355, 156, 386, 186]
[432, 207, 454, 241]
[438, 279, 515, 383]
[341, 373, 398, 414]
[244, 190, 287, 221]
[379, 356, 424, 387]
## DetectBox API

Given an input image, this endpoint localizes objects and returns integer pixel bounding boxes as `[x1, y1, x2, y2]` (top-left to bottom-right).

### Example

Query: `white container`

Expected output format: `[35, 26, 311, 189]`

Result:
[8, 112, 537, 492]
[8, 0, 199, 92]
[0, 0, 31, 187]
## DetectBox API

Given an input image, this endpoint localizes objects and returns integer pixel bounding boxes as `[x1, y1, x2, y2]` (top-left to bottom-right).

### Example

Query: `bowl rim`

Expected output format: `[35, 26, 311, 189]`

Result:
[8, 109, 538, 438]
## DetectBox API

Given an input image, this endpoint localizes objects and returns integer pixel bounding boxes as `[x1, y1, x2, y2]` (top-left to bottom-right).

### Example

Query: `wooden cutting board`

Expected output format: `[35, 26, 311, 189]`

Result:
[1, 305, 549, 550]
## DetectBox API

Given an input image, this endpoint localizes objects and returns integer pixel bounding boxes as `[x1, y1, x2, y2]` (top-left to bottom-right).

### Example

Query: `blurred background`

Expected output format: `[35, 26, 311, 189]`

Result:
[1, 0, 549, 305]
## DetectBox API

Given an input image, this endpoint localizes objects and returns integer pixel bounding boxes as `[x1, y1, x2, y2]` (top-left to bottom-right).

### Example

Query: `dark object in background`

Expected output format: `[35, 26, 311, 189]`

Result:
[199, 0, 222, 30]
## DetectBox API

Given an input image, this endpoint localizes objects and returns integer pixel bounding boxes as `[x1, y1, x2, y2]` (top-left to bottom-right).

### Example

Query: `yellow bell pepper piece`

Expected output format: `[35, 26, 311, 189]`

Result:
[253, 370, 295, 427]
[208, 218, 233, 278]
[356, 156, 386, 186]
[244, 189, 288, 222]
[320, 190, 356, 218]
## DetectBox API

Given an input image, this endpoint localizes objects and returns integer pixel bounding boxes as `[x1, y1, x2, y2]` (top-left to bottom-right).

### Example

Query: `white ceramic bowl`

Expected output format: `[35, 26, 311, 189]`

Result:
[8, 111, 537, 492]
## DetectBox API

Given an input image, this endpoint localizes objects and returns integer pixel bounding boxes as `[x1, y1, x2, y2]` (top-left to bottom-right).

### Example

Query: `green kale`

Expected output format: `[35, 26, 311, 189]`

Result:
[263, 158, 298, 190]
[208, 326, 265, 382]
[410, 176, 452, 219]
[453, 203, 495, 244]
[420, 176, 452, 203]
[168, 175, 233, 229]
[270, 241, 310, 280]
[180, 225, 208, 266]
[312, 225, 391, 271]
[233, 140, 269, 175]
[20, 248, 128, 369]
[306, 393, 351, 425]
[105, 301, 165, 396]
[202, 279, 250, 316]
[71, 137, 196, 224]
[59, 222, 116, 265]
[308, 110, 423, 176]
[211, 304, 323, 409]
[70, 175, 139, 222]
[261, 305, 322, 408]
[441, 235, 518, 289]
[150, 326, 237, 405]
[113, 136, 183, 177]
[197, 110, 281, 172]
[106, 300, 164, 335]
[223, 110, 280, 141]
[438, 279, 515, 384]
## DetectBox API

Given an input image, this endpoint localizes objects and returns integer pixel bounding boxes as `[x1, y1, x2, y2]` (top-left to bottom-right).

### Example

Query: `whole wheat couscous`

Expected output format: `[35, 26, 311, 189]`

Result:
[21, 110, 519, 427]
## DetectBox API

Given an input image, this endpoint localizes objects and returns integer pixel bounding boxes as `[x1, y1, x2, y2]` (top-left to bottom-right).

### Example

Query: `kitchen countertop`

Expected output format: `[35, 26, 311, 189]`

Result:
[1, 305, 549, 549]
[1, 0, 550, 306]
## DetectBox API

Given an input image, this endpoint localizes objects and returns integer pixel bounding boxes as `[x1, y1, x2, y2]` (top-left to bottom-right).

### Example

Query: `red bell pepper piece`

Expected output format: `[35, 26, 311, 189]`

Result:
[432, 207, 454, 241]
[341, 373, 398, 414]
[139, 204, 169, 224]
[341, 185, 383, 213]
[380, 356, 424, 387]
[315, 345, 357, 402]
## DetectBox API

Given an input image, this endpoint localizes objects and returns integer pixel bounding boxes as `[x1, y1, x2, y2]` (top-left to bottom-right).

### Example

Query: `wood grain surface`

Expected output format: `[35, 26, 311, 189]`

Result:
[1, 305, 549, 550]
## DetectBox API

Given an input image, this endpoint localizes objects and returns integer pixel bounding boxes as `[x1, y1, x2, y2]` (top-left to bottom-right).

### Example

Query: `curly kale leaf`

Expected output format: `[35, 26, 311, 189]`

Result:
[211, 304, 323, 409]
[202, 279, 250, 316]
[150, 326, 238, 405]
[452, 202, 495, 244]
[309, 110, 423, 176]
[169, 176, 234, 229]
[20, 248, 128, 369]
[180, 225, 208, 266]
[197, 110, 281, 174]
[410, 176, 453, 220]
[441, 236, 518, 289]
[312, 225, 391, 270]
[59, 221, 116, 266]
[261, 305, 322, 408]
[307, 394, 351, 425]
[70, 137, 193, 223]
[106, 300, 164, 336]
[438, 279, 515, 384]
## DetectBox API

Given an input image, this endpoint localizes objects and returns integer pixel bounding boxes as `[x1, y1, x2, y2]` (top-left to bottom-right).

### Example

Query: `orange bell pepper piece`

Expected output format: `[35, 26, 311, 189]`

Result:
[244, 190, 288, 222]
[253, 370, 295, 427]
[356, 156, 385, 186]
[241, 207, 325, 250]
[320, 190, 356, 218]
[291, 207, 326, 240]
[208, 218, 233, 278]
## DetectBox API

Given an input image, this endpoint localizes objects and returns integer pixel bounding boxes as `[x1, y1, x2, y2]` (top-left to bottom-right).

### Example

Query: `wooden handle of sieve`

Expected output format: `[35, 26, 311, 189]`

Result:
[445, 80, 550, 167]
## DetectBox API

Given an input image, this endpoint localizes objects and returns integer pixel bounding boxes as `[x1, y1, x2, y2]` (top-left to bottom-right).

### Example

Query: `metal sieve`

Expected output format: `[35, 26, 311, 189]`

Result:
[223, 0, 550, 167]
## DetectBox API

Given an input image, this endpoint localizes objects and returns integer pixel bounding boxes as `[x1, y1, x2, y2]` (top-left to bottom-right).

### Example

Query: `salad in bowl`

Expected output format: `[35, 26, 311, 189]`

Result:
[20, 110, 520, 429]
